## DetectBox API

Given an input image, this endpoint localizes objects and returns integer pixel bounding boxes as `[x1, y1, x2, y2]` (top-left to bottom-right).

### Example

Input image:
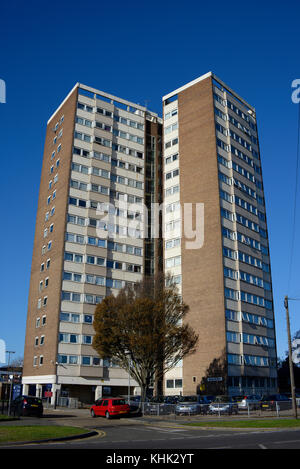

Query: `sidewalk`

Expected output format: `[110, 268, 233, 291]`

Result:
[2, 405, 297, 428]
[42, 405, 297, 426]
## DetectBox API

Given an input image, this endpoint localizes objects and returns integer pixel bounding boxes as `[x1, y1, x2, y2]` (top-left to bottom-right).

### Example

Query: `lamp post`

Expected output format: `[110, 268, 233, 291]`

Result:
[6, 351, 15, 416]
[128, 355, 131, 405]
[284, 296, 298, 419]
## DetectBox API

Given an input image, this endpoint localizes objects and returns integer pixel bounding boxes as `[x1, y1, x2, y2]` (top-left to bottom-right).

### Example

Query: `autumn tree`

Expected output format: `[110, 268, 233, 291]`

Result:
[92, 273, 198, 403]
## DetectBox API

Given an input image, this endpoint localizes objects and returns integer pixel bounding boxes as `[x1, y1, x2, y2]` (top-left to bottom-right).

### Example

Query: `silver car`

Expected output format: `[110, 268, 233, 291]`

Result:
[209, 396, 238, 415]
[175, 396, 201, 415]
[175, 402, 201, 416]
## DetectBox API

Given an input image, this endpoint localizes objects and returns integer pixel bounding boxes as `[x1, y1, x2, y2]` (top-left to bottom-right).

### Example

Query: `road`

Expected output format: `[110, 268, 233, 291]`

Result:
[1, 410, 300, 449]
[27, 426, 300, 449]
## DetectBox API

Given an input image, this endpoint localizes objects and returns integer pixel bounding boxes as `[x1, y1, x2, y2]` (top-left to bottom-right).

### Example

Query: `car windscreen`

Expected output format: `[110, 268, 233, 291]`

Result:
[214, 396, 231, 403]
[178, 396, 197, 402]
[112, 399, 127, 406]
[26, 397, 42, 404]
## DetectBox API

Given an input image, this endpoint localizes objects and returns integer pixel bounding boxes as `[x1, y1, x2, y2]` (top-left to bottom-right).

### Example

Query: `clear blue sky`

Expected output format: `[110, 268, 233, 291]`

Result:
[0, 0, 300, 364]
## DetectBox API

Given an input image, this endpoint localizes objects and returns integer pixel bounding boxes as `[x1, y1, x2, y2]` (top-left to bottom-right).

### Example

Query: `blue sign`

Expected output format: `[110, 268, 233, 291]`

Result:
[12, 384, 22, 400]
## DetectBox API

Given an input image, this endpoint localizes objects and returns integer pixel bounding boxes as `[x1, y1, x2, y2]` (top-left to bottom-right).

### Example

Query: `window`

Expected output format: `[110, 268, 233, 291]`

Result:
[69, 355, 78, 365]
[166, 379, 174, 388]
[61, 291, 81, 302]
[60, 312, 80, 323]
[83, 335, 92, 345]
[58, 355, 67, 364]
[59, 333, 79, 344]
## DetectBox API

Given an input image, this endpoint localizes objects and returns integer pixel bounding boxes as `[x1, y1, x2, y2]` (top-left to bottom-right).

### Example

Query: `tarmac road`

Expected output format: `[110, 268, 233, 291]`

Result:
[1, 407, 300, 450]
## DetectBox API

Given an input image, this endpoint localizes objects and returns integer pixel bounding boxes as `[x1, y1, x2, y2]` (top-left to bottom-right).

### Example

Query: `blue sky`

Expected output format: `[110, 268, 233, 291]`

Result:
[0, 0, 300, 364]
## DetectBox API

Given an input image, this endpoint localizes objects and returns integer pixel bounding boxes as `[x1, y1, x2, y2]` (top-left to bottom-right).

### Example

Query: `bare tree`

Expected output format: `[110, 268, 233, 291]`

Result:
[92, 273, 198, 402]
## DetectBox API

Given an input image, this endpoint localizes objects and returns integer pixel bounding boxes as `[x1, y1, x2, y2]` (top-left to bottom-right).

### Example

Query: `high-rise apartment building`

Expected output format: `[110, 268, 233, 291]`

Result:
[163, 72, 277, 396]
[23, 73, 277, 403]
[22, 84, 162, 403]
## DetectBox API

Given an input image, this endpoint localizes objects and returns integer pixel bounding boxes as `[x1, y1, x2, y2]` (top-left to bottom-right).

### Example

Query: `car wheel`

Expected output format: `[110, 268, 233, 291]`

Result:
[105, 411, 110, 419]
[91, 409, 96, 418]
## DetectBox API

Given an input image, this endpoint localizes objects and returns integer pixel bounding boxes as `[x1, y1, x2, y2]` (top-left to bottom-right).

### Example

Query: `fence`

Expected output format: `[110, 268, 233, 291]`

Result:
[129, 400, 298, 419]
[0, 400, 9, 415]
[43, 397, 79, 409]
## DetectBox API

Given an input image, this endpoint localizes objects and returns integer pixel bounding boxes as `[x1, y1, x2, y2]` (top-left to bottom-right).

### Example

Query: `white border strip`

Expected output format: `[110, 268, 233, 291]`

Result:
[162, 71, 255, 112]
[47, 83, 79, 125]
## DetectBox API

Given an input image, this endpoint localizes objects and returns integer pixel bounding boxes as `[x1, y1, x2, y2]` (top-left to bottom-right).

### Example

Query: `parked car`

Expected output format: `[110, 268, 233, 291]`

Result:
[209, 396, 239, 415]
[144, 399, 172, 415]
[260, 394, 291, 411]
[127, 396, 142, 413]
[236, 395, 262, 410]
[175, 395, 208, 415]
[11, 395, 43, 417]
[200, 395, 216, 404]
[175, 397, 200, 416]
[90, 397, 130, 419]
[164, 395, 181, 404]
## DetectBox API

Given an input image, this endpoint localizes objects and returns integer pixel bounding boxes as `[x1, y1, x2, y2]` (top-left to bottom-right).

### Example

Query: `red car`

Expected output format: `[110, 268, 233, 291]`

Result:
[90, 397, 130, 419]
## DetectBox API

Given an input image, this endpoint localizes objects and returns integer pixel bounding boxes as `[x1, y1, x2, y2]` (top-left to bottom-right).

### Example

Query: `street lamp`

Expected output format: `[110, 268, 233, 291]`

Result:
[6, 351, 15, 416]
[127, 354, 131, 405]
[284, 296, 298, 419]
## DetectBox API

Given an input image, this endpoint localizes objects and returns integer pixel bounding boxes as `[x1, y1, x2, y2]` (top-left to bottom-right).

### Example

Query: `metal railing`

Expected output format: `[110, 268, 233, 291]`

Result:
[127, 400, 297, 419]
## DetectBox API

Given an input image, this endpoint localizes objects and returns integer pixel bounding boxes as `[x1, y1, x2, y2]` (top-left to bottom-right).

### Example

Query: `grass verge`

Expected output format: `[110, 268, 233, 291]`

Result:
[0, 425, 88, 443]
[0, 415, 19, 421]
[183, 419, 300, 429]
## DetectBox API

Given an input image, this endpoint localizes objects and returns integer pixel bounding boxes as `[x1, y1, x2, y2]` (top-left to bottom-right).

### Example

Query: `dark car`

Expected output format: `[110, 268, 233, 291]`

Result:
[90, 397, 130, 419]
[199, 395, 216, 404]
[11, 395, 43, 417]
[260, 394, 291, 411]
[144, 397, 171, 415]
[127, 396, 143, 414]
[164, 395, 181, 404]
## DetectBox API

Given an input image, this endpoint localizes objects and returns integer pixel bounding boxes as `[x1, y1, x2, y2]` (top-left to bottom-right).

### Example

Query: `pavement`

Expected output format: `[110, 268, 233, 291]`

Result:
[2, 405, 297, 428]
